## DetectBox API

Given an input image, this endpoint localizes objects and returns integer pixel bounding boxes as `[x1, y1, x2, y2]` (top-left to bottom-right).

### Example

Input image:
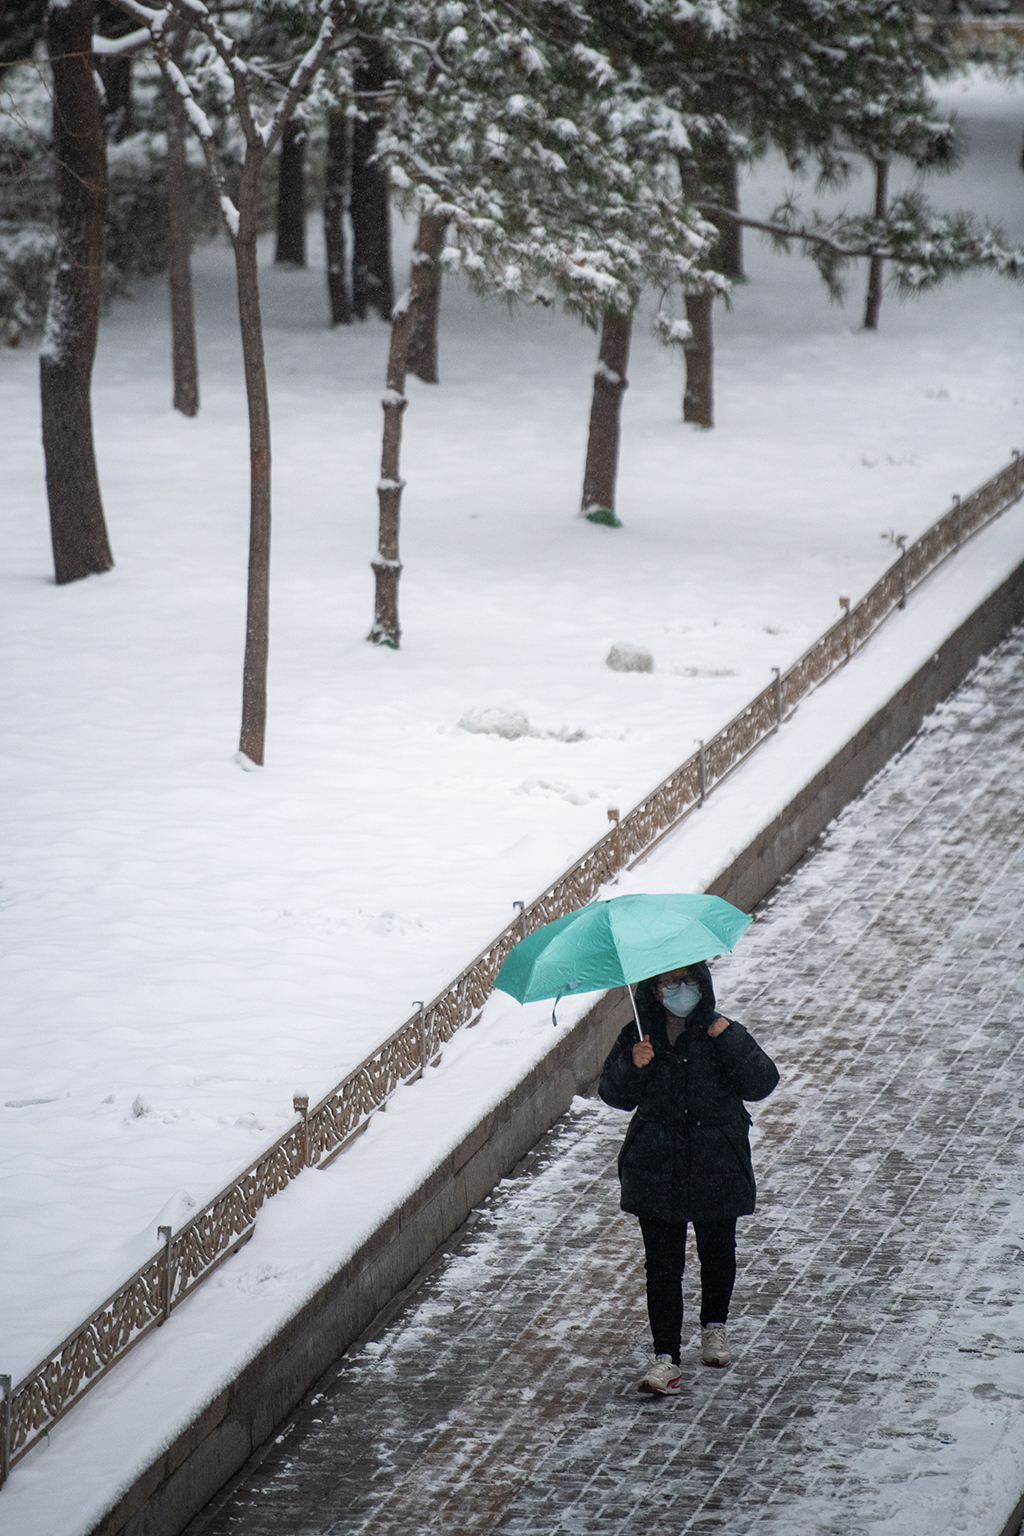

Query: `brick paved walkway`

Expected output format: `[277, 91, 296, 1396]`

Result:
[190, 631, 1024, 1536]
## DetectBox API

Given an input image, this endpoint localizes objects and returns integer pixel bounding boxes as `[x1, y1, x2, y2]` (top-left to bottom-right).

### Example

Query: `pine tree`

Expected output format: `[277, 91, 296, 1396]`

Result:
[361, 0, 720, 638]
[592, 0, 1018, 428]
[731, 0, 958, 329]
[103, 0, 349, 765]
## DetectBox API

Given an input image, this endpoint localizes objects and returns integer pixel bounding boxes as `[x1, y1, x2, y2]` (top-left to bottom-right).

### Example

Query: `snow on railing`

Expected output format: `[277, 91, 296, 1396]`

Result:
[2, 449, 1023, 1487]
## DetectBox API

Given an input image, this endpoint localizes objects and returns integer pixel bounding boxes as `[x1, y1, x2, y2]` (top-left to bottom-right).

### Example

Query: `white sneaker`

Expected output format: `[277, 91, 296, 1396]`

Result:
[701, 1323, 730, 1367]
[638, 1354, 681, 1395]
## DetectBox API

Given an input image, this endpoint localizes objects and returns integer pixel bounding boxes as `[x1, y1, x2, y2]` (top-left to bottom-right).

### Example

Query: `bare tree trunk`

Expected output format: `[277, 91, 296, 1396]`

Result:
[695, 75, 742, 281]
[163, 65, 198, 416]
[581, 310, 632, 527]
[406, 213, 446, 383]
[711, 154, 742, 280]
[96, 55, 132, 139]
[683, 293, 714, 427]
[676, 105, 732, 429]
[275, 120, 306, 267]
[863, 158, 889, 331]
[351, 42, 393, 321]
[40, 0, 114, 585]
[368, 215, 437, 645]
[324, 108, 352, 324]
[351, 151, 392, 318]
[234, 175, 272, 763]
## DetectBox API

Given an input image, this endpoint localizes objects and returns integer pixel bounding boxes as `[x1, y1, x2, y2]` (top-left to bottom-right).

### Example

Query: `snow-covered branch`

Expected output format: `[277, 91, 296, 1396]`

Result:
[91, 28, 153, 56]
[98, 0, 168, 28]
[701, 202, 879, 259]
[158, 0, 245, 77]
[701, 197, 1024, 294]
[101, 0, 236, 241]
[260, 1, 348, 156]
[158, 52, 237, 238]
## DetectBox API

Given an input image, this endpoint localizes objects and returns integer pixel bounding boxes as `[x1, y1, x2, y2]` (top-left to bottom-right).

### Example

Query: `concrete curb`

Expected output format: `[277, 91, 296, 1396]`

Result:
[999, 1494, 1024, 1536]
[94, 556, 1024, 1536]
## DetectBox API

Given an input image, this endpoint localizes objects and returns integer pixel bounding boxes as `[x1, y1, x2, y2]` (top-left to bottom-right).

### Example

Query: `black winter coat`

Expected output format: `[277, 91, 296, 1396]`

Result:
[598, 963, 779, 1224]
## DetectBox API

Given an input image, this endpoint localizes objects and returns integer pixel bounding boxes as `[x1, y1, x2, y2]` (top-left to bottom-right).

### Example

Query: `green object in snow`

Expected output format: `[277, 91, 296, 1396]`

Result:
[584, 505, 623, 527]
[494, 892, 752, 1004]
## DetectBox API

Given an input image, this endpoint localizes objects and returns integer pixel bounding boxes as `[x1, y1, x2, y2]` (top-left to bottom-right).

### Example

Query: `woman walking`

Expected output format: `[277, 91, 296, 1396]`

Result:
[599, 960, 778, 1393]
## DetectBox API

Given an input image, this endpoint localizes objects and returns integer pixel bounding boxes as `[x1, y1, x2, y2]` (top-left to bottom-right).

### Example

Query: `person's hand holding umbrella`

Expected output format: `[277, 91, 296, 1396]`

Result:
[633, 1033, 655, 1068]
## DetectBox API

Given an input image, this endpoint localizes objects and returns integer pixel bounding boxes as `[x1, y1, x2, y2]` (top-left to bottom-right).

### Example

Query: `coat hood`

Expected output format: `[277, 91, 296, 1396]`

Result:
[635, 960, 716, 1039]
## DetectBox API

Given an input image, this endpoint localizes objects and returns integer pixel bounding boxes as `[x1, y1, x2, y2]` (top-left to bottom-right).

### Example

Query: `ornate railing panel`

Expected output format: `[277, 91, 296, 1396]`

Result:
[3, 450, 1022, 1486]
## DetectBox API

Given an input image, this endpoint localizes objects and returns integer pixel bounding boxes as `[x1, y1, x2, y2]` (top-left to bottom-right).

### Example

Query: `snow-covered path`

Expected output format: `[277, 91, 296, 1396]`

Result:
[189, 630, 1024, 1536]
[4, 71, 1024, 1382]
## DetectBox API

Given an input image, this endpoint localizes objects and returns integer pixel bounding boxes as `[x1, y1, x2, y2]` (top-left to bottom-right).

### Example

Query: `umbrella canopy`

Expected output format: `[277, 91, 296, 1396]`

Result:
[494, 892, 752, 1004]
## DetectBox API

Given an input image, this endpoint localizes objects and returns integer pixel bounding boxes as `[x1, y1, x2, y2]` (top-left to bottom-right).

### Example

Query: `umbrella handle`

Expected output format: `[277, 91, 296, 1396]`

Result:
[627, 983, 642, 1042]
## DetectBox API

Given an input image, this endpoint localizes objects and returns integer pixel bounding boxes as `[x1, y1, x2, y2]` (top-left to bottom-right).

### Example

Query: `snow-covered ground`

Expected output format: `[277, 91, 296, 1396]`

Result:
[1, 503, 1021, 1536]
[189, 593, 1024, 1536]
[3, 70, 1024, 1391]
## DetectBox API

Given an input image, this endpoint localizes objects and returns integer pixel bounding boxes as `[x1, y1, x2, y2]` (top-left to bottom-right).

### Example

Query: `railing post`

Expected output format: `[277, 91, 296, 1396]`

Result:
[896, 535, 908, 609]
[293, 1093, 310, 1166]
[771, 668, 782, 732]
[952, 495, 962, 551]
[1, 1373, 11, 1488]
[157, 1226, 174, 1324]
[413, 1001, 427, 1075]
[606, 806, 621, 868]
[512, 900, 527, 941]
[1014, 448, 1021, 494]
[839, 596, 851, 662]
[696, 740, 706, 805]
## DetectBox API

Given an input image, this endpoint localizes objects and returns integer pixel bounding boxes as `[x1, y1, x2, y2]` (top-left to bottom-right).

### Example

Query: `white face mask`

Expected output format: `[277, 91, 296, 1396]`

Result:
[661, 979, 702, 1018]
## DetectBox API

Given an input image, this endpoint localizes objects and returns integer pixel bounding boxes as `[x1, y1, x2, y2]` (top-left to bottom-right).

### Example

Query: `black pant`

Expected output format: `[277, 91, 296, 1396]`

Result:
[639, 1217, 737, 1362]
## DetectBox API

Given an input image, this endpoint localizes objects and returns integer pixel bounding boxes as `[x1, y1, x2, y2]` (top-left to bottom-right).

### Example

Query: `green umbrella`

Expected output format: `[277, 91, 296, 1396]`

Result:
[494, 892, 752, 1036]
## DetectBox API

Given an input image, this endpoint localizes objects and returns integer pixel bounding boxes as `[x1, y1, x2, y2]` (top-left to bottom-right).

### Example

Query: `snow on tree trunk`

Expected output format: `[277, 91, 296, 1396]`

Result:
[234, 175, 272, 764]
[275, 120, 307, 268]
[40, 0, 114, 585]
[351, 44, 393, 321]
[163, 66, 198, 417]
[683, 293, 714, 428]
[370, 307, 415, 646]
[324, 109, 352, 325]
[863, 158, 889, 331]
[406, 213, 446, 383]
[581, 310, 632, 527]
[369, 216, 437, 646]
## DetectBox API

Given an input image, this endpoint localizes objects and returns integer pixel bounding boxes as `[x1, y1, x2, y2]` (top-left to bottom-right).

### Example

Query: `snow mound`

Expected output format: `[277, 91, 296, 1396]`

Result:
[606, 642, 654, 673]
[459, 708, 590, 743]
[459, 707, 531, 740]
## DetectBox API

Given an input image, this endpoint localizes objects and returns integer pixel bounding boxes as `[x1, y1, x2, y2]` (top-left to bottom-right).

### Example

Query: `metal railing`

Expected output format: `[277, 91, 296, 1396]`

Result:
[2, 449, 1022, 1487]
